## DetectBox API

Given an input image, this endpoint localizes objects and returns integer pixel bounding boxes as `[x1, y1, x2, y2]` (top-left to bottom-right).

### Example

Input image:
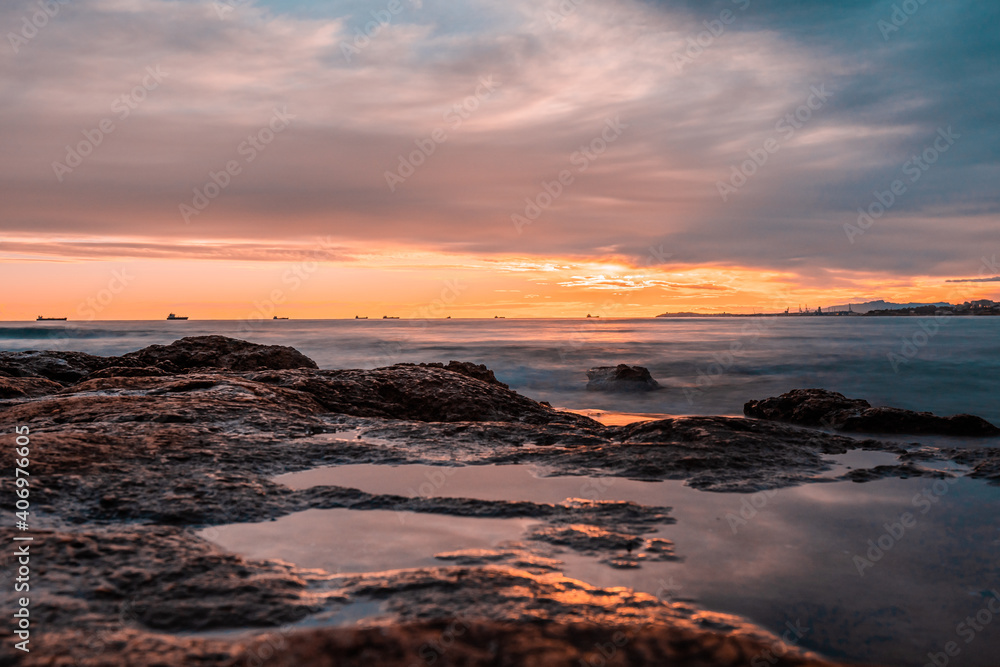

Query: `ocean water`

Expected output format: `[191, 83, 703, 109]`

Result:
[4, 318, 998, 423]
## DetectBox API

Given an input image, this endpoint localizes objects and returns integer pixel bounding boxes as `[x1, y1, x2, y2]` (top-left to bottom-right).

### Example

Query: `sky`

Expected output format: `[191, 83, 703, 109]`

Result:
[1, 0, 998, 320]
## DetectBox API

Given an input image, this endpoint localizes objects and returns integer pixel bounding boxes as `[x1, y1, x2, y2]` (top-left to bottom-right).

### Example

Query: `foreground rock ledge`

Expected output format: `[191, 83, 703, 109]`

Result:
[2, 336, 993, 666]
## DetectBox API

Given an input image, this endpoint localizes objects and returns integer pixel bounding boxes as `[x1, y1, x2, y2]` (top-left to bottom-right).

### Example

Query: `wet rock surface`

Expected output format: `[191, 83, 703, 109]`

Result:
[415, 360, 509, 388]
[745, 388, 1000, 436]
[0, 349, 113, 384]
[2, 336, 992, 666]
[121, 335, 319, 372]
[586, 364, 661, 392]
[0, 376, 64, 398]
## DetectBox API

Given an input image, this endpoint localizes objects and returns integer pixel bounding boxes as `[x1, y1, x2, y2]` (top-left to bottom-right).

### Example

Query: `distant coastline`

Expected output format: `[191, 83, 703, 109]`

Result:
[657, 299, 1000, 318]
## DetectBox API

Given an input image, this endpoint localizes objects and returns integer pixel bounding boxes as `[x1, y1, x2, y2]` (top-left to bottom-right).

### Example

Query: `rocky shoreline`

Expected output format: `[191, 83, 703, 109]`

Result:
[2, 336, 997, 666]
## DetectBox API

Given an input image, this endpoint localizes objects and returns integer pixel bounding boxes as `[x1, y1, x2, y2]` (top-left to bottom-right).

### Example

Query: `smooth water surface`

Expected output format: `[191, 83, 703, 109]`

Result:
[202, 461, 1000, 666]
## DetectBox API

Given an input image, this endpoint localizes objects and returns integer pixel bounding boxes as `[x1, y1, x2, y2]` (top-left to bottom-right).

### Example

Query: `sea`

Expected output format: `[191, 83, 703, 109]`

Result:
[6, 317, 1000, 664]
[3, 317, 998, 423]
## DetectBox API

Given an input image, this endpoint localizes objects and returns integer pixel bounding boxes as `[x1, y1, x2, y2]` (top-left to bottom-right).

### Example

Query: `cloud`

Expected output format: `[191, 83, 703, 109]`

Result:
[946, 277, 1000, 283]
[0, 0, 997, 287]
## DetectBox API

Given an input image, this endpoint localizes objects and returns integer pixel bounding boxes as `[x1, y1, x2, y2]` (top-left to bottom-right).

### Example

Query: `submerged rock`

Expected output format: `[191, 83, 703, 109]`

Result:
[586, 364, 660, 392]
[744, 388, 1000, 436]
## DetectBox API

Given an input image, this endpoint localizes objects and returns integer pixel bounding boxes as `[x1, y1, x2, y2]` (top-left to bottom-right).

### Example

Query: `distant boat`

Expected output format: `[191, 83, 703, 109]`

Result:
[586, 314, 600, 318]
[383, 316, 399, 319]
[36, 316, 67, 321]
[166, 313, 188, 320]
[273, 316, 289, 320]
[494, 316, 506, 319]
[355, 316, 368, 319]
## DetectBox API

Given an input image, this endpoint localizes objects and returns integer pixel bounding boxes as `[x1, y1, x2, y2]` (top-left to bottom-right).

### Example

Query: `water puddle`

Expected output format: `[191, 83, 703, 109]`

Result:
[817, 449, 901, 477]
[203, 461, 1000, 666]
[561, 408, 672, 426]
[274, 462, 667, 504]
[560, 408, 748, 425]
[198, 508, 538, 575]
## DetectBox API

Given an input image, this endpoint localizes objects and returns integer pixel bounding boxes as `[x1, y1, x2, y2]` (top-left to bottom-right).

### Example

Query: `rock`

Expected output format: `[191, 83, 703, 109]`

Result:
[415, 361, 509, 389]
[248, 364, 553, 423]
[527, 524, 645, 555]
[0, 349, 118, 384]
[19, 621, 848, 667]
[82, 365, 170, 380]
[0, 337, 316, 385]
[744, 388, 1000, 436]
[122, 335, 318, 372]
[838, 407, 1000, 437]
[840, 463, 956, 483]
[0, 375, 65, 398]
[0, 337, 986, 667]
[743, 388, 870, 426]
[586, 364, 660, 392]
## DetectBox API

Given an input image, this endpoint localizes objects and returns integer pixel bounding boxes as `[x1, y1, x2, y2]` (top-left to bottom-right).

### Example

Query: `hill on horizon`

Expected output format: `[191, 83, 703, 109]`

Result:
[822, 300, 951, 314]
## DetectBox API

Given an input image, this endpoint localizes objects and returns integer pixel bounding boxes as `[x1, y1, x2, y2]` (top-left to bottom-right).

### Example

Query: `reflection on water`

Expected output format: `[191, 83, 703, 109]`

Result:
[239, 462, 1000, 666]
[198, 508, 539, 574]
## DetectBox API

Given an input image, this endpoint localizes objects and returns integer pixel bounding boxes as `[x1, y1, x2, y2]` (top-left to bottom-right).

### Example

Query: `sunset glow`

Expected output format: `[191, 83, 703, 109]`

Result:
[1, 0, 998, 319]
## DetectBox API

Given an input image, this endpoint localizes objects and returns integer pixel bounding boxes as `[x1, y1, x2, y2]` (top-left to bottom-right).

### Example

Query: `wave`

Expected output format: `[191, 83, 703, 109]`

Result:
[0, 326, 132, 340]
